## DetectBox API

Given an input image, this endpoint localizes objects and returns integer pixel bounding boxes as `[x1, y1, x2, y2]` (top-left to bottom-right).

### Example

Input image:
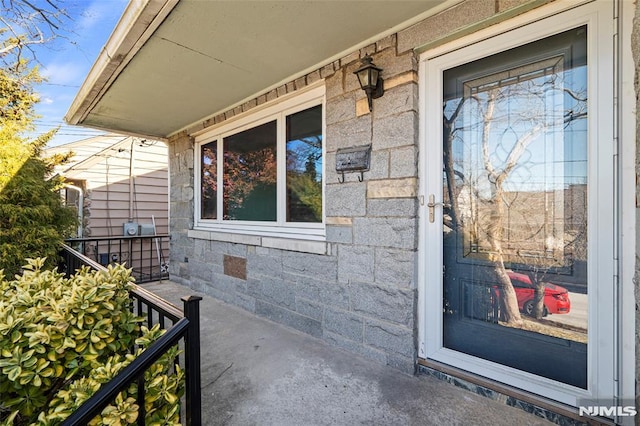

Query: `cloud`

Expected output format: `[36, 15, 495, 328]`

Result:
[75, 0, 128, 34]
[41, 62, 87, 86]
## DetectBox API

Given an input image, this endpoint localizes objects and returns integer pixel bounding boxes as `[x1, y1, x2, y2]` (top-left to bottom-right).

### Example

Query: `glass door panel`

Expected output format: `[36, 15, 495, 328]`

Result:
[441, 26, 588, 388]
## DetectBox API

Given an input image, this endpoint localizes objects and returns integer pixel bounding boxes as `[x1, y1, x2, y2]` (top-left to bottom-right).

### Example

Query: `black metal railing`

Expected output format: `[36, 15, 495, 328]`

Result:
[64, 235, 170, 283]
[59, 244, 202, 426]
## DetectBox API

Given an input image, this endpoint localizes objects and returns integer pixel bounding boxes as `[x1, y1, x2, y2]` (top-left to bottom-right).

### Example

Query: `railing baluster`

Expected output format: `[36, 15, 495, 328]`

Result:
[146, 302, 153, 328]
[182, 296, 202, 426]
[137, 374, 146, 426]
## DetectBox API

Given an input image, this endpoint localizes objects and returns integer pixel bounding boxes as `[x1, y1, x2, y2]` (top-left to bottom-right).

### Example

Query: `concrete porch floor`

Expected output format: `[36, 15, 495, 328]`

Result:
[141, 280, 554, 426]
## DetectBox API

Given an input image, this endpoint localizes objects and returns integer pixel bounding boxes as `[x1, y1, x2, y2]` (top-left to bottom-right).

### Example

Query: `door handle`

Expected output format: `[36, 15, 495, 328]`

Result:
[427, 194, 450, 223]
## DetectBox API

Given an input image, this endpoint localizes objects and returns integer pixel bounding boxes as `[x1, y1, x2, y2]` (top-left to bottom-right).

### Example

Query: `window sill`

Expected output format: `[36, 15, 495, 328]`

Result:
[188, 229, 329, 255]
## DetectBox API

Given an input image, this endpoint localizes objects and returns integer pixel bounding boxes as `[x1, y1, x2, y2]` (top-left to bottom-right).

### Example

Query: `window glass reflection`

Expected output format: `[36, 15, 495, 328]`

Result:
[286, 105, 323, 222]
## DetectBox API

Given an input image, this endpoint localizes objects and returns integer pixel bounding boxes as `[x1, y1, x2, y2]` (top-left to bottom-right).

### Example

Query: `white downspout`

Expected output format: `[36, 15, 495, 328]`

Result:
[64, 184, 84, 238]
[129, 139, 135, 222]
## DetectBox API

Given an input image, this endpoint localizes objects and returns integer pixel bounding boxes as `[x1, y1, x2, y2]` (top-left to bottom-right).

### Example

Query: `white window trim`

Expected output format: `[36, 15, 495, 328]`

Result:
[193, 84, 326, 245]
[417, 0, 627, 409]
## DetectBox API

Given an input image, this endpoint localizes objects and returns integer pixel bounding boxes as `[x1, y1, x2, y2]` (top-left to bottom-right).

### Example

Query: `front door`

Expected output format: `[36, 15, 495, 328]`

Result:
[420, 2, 615, 406]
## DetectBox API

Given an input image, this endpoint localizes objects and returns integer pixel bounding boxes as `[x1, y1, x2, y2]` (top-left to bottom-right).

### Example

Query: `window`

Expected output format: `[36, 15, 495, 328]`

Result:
[195, 87, 324, 239]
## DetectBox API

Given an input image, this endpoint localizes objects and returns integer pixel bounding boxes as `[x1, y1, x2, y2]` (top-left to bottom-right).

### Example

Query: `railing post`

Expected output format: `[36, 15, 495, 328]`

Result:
[182, 295, 202, 426]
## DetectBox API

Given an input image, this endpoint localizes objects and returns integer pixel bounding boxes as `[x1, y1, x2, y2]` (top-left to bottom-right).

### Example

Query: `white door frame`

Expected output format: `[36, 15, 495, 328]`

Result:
[417, 0, 634, 411]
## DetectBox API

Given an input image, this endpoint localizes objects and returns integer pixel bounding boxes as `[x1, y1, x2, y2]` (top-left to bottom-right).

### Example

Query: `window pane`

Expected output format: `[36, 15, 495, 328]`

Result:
[223, 121, 277, 221]
[286, 105, 323, 222]
[201, 141, 217, 219]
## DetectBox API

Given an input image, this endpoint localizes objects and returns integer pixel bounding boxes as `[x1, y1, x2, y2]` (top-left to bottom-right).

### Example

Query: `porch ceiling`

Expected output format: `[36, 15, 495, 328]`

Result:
[66, 0, 448, 140]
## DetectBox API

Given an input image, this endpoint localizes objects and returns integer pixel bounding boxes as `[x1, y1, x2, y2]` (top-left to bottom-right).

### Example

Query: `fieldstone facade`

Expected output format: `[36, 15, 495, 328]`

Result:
[167, 29, 420, 373]
[166, 3, 638, 409]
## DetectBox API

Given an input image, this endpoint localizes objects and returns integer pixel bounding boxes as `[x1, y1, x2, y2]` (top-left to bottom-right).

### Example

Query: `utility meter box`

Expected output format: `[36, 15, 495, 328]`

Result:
[139, 224, 155, 236]
[123, 222, 139, 236]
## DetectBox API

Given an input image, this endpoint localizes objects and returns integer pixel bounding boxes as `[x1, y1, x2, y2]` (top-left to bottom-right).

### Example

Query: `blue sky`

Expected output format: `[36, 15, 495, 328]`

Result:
[29, 0, 128, 147]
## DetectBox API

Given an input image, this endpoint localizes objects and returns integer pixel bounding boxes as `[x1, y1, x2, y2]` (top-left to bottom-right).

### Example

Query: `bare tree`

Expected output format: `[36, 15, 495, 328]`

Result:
[443, 57, 587, 325]
[1, 0, 69, 68]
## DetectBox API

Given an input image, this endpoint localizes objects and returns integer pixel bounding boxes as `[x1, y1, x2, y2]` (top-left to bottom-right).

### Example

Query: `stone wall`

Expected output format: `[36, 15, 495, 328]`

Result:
[166, 0, 579, 375]
[168, 32, 419, 372]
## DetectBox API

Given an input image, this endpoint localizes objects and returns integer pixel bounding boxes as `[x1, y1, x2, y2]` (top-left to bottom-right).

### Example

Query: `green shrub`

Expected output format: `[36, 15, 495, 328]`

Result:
[0, 63, 77, 279]
[0, 259, 184, 425]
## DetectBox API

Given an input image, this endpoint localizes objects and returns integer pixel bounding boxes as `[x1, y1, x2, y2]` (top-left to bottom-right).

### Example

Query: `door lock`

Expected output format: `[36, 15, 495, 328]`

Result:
[427, 194, 450, 223]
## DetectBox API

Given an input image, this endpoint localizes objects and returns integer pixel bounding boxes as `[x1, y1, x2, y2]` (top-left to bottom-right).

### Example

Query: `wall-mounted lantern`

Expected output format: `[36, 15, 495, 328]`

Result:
[353, 55, 384, 112]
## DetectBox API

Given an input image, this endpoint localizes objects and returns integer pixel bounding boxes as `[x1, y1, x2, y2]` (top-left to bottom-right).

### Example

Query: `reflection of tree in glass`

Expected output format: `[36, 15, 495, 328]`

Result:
[223, 147, 277, 220]
[444, 56, 587, 325]
[287, 136, 322, 222]
[201, 145, 217, 218]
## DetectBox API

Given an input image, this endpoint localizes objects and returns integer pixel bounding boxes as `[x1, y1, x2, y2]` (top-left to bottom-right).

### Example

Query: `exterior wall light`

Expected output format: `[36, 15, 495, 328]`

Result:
[353, 54, 384, 112]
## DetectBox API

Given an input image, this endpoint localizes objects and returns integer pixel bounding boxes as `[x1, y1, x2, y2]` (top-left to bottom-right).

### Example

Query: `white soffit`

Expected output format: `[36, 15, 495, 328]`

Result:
[67, 0, 447, 139]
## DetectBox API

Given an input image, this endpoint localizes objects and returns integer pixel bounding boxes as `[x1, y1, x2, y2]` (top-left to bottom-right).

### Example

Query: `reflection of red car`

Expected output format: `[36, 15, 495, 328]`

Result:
[506, 272, 571, 316]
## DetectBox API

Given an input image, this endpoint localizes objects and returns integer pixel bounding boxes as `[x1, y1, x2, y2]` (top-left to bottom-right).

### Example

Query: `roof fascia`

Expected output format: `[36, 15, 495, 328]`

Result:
[65, 0, 179, 126]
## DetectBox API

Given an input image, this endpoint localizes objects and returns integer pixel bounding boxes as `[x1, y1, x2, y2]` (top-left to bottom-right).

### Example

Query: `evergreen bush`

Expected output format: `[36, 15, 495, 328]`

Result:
[0, 63, 77, 279]
[0, 259, 184, 425]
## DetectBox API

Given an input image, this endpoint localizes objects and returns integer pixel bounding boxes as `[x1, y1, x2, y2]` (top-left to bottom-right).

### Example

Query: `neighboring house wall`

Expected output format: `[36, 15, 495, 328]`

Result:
[48, 136, 170, 278]
[80, 140, 169, 237]
[49, 136, 169, 238]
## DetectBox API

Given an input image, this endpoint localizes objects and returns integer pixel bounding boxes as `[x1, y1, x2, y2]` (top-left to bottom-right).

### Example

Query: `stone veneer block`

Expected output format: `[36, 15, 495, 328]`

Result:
[326, 116, 372, 152]
[324, 308, 364, 342]
[364, 319, 414, 358]
[295, 298, 323, 321]
[352, 217, 417, 249]
[372, 111, 417, 150]
[375, 83, 418, 119]
[256, 300, 322, 338]
[326, 217, 353, 226]
[326, 93, 357, 125]
[326, 225, 352, 244]
[256, 276, 296, 309]
[223, 254, 247, 280]
[373, 49, 416, 80]
[325, 182, 367, 217]
[385, 72, 418, 91]
[397, 0, 496, 53]
[320, 63, 336, 79]
[360, 43, 376, 57]
[355, 98, 370, 117]
[293, 275, 349, 310]
[283, 249, 337, 277]
[341, 50, 360, 67]
[368, 198, 417, 218]
[261, 238, 327, 255]
[374, 248, 416, 289]
[338, 245, 375, 283]
[390, 145, 418, 178]
[368, 178, 417, 199]
[376, 34, 396, 52]
[350, 281, 414, 326]
[188, 229, 211, 241]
